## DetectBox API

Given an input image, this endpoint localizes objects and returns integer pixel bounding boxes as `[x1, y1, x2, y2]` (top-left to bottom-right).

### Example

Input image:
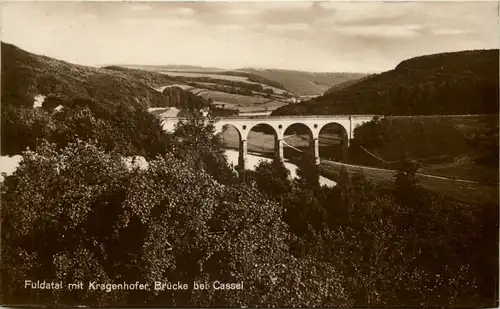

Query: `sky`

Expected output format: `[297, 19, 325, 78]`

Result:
[1, 0, 498, 73]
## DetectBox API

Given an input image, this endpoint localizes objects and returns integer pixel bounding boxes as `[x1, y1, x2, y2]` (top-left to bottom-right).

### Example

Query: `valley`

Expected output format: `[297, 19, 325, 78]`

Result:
[117, 65, 368, 114]
[2, 1, 499, 307]
[1, 38, 498, 309]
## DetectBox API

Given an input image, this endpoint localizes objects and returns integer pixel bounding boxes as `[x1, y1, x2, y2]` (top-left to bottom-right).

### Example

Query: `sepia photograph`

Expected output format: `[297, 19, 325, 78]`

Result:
[0, 0, 499, 307]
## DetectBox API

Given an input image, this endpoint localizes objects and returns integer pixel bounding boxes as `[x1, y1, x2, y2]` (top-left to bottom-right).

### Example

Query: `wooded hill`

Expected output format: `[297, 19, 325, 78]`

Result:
[1, 42, 211, 112]
[1, 42, 210, 156]
[272, 49, 499, 116]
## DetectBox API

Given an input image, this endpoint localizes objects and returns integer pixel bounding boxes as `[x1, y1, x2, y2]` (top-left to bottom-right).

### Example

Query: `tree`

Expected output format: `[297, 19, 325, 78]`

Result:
[1, 94, 170, 158]
[253, 156, 291, 198]
[394, 153, 421, 204]
[171, 111, 237, 185]
[1, 105, 55, 155]
[295, 151, 320, 190]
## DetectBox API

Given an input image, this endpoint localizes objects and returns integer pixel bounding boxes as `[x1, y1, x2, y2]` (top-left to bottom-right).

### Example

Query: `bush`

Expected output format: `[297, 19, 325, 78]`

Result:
[169, 112, 237, 185]
[252, 156, 291, 198]
[295, 151, 320, 190]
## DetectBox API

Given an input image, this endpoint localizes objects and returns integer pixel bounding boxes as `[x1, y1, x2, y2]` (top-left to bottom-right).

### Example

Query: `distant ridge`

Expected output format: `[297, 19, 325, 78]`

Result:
[240, 68, 368, 96]
[117, 64, 226, 72]
[109, 64, 369, 96]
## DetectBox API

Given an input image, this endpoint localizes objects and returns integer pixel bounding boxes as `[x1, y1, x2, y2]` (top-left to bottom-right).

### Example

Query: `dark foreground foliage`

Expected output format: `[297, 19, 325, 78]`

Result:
[1, 138, 349, 307]
[250, 155, 498, 307]
[1, 112, 498, 307]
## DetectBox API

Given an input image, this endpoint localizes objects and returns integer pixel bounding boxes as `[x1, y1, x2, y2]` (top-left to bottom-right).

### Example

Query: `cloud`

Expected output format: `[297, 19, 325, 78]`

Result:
[223, 1, 313, 13]
[2, 1, 497, 73]
[266, 23, 311, 32]
[334, 24, 423, 39]
[169, 7, 196, 16]
[432, 29, 471, 36]
[123, 17, 200, 29]
[214, 24, 245, 32]
[130, 4, 152, 11]
[80, 13, 98, 20]
[320, 2, 417, 24]
[252, 1, 314, 10]
[223, 7, 261, 16]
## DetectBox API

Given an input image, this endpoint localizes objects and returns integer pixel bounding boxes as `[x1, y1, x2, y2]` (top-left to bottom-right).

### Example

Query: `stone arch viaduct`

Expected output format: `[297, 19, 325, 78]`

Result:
[162, 115, 376, 168]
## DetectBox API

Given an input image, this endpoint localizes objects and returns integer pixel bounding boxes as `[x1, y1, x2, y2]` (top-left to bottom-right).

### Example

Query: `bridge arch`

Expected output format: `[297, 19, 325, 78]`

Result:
[318, 122, 349, 163]
[247, 123, 278, 158]
[282, 123, 314, 160]
[215, 123, 248, 169]
[247, 123, 278, 139]
[216, 124, 242, 148]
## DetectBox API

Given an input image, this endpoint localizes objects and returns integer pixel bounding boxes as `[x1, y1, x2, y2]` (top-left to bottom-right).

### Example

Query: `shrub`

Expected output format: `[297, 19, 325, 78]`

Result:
[295, 151, 320, 190]
[170, 112, 237, 185]
[253, 156, 291, 197]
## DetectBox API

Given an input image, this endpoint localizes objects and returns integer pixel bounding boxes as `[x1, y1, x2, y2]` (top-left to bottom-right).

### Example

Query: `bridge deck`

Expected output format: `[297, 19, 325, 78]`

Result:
[162, 114, 378, 120]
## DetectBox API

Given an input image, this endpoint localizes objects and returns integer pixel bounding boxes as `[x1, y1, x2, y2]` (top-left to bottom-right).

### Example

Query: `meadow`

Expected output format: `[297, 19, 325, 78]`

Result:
[158, 80, 289, 113]
[319, 160, 498, 206]
[159, 70, 289, 95]
[194, 90, 287, 113]
[160, 71, 251, 82]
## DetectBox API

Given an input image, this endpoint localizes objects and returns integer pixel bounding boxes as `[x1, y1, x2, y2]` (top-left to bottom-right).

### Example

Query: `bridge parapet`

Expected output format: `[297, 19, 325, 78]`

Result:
[161, 114, 379, 121]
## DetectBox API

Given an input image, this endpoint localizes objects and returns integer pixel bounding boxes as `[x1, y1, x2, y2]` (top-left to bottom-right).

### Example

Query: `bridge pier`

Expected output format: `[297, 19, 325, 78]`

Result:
[313, 138, 320, 165]
[275, 138, 284, 160]
[238, 139, 248, 169]
[341, 133, 349, 163]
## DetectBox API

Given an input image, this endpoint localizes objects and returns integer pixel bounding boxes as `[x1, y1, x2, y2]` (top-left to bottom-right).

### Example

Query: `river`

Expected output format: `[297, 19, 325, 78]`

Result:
[0, 151, 335, 188]
[224, 149, 336, 187]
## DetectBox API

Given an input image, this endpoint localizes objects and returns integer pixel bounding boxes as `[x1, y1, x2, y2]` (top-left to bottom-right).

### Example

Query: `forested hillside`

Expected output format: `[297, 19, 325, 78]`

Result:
[1, 42, 213, 156]
[272, 49, 499, 116]
[1, 42, 217, 112]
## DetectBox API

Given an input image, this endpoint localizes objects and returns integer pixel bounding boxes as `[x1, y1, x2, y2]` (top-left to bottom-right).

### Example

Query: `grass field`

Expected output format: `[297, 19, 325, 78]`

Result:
[160, 83, 288, 113]
[160, 71, 289, 95]
[418, 156, 498, 184]
[194, 90, 287, 113]
[160, 71, 251, 82]
[320, 160, 498, 206]
[151, 70, 295, 113]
